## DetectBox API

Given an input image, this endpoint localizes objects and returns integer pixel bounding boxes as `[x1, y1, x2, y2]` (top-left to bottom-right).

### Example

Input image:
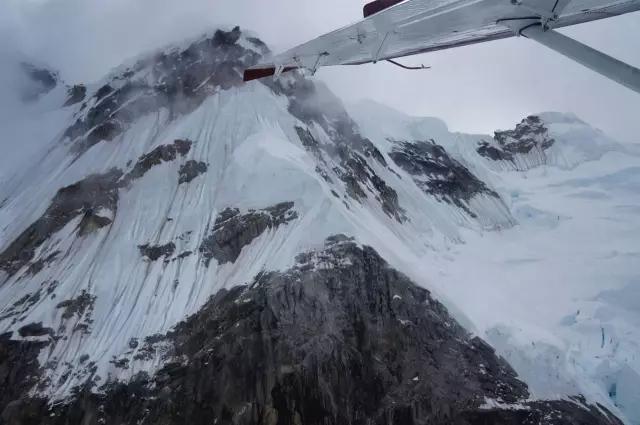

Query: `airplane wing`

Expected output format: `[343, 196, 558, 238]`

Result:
[244, 0, 640, 92]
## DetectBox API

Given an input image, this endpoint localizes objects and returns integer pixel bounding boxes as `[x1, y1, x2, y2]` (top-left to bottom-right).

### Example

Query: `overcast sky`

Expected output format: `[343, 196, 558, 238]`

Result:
[1, 0, 639, 142]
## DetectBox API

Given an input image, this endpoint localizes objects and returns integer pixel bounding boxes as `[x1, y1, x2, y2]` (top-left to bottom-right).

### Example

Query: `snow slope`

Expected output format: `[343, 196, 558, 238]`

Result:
[0, 27, 638, 424]
[350, 100, 640, 424]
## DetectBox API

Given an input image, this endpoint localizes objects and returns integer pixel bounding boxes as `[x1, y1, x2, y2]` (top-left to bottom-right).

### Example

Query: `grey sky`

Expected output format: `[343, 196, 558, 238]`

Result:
[2, 0, 639, 142]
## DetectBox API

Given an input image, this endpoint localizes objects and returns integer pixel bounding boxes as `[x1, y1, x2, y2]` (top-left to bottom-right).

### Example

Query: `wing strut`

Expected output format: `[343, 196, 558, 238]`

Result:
[386, 59, 431, 70]
[519, 24, 640, 94]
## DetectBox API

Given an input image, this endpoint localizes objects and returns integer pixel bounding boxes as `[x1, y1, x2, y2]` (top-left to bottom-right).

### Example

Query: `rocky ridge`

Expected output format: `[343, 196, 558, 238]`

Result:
[389, 138, 509, 220]
[477, 116, 556, 171]
[199, 202, 299, 265]
[0, 238, 622, 425]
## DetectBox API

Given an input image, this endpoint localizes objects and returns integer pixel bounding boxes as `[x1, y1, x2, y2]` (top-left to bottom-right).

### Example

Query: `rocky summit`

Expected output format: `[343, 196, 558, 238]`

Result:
[0, 27, 638, 425]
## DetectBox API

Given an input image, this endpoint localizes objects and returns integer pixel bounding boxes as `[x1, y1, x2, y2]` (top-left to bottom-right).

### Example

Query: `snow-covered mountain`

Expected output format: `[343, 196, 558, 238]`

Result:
[1, 27, 639, 425]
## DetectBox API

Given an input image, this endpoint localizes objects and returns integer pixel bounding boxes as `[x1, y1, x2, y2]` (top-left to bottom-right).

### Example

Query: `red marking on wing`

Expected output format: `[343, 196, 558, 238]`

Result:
[363, 0, 404, 18]
[243, 66, 299, 82]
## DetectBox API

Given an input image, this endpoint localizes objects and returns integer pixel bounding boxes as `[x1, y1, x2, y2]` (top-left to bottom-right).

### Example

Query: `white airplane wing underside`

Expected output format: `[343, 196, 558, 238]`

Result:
[244, 0, 640, 93]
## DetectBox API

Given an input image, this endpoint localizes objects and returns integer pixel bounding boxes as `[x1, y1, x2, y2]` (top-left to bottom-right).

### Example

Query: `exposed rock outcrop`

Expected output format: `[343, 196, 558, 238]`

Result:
[0, 138, 196, 281]
[122, 139, 193, 184]
[0, 290, 44, 324]
[63, 84, 87, 107]
[389, 139, 502, 218]
[199, 202, 298, 265]
[269, 75, 404, 221]
[138, 243, 176, 261]
[78, 209, 113, 236]
[477, 116, 555, 170]
[63, 27, 261, 154]
[0, 169, 122, 279]
[0, 332, 49, 416]
[55, 290, 96, 321]
[294, 123, 404, 221]
[178, 160, 208, 184]
[25, 251, 61, 276]
[17, 322, 53, 338]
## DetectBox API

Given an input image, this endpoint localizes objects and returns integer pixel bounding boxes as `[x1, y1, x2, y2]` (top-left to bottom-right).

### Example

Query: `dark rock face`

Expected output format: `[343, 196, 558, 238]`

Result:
[477, 142, 513, 162]
[25, 250, 60, 276]
[177, 251, 193, 260]
[133, 334, 167, 362]
[63, 27, 261, 154]
[494, 116, 555, 154]
[477, 116, 555, 165]
[178, 160, 208, 184]
[199, 202, 298, 265]
[0, 281, 58, 326]
[0, 169, 122, 279]
[464, 396, 623, 425]
[0, 238, 623, 425]
[160, 238, 531, 424]
[1, 291, 42, 324]
[51, 290, 97, 338]
[294, 126, 322, 157]
[294, 124, 404, 221]
[20, 63, 58, 102]
[78, 210, 112, 236]
[337, 148, 404, 220]
[55, 291, 96, 320]
[63, 85, 87, 107]
[389, 139, 498, 218]
[267, 76, 404, 221]
[138, 242, 176, 261]
[121, 139, 193, 185]
[17, 322, 53, 338]
[0, 332, 49, 417]
[109, 357, 130, 370]
[0, 138, 195, 281]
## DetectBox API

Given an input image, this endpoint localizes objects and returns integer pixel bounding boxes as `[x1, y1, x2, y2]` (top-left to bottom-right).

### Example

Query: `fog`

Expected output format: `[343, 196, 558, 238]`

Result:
[1, 0, 639, 141]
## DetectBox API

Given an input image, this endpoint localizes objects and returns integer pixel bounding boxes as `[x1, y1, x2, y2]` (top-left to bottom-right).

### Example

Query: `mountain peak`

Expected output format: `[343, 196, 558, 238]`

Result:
[63, 27, 265, 155]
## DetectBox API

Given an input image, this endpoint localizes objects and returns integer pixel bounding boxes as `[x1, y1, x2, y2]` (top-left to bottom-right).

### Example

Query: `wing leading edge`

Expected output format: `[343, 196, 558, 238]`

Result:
[244, 0, 640, 93]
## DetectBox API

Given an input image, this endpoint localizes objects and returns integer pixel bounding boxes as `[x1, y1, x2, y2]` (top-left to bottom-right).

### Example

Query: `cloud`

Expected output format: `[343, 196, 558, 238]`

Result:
[0, 0, 364, 83]
[0, 0, 639, 142]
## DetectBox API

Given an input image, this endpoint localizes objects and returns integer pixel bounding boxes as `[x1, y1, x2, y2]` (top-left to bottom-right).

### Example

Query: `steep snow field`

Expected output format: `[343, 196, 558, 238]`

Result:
[440, 151, 639, 419]
[0, 28, 638, 424]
